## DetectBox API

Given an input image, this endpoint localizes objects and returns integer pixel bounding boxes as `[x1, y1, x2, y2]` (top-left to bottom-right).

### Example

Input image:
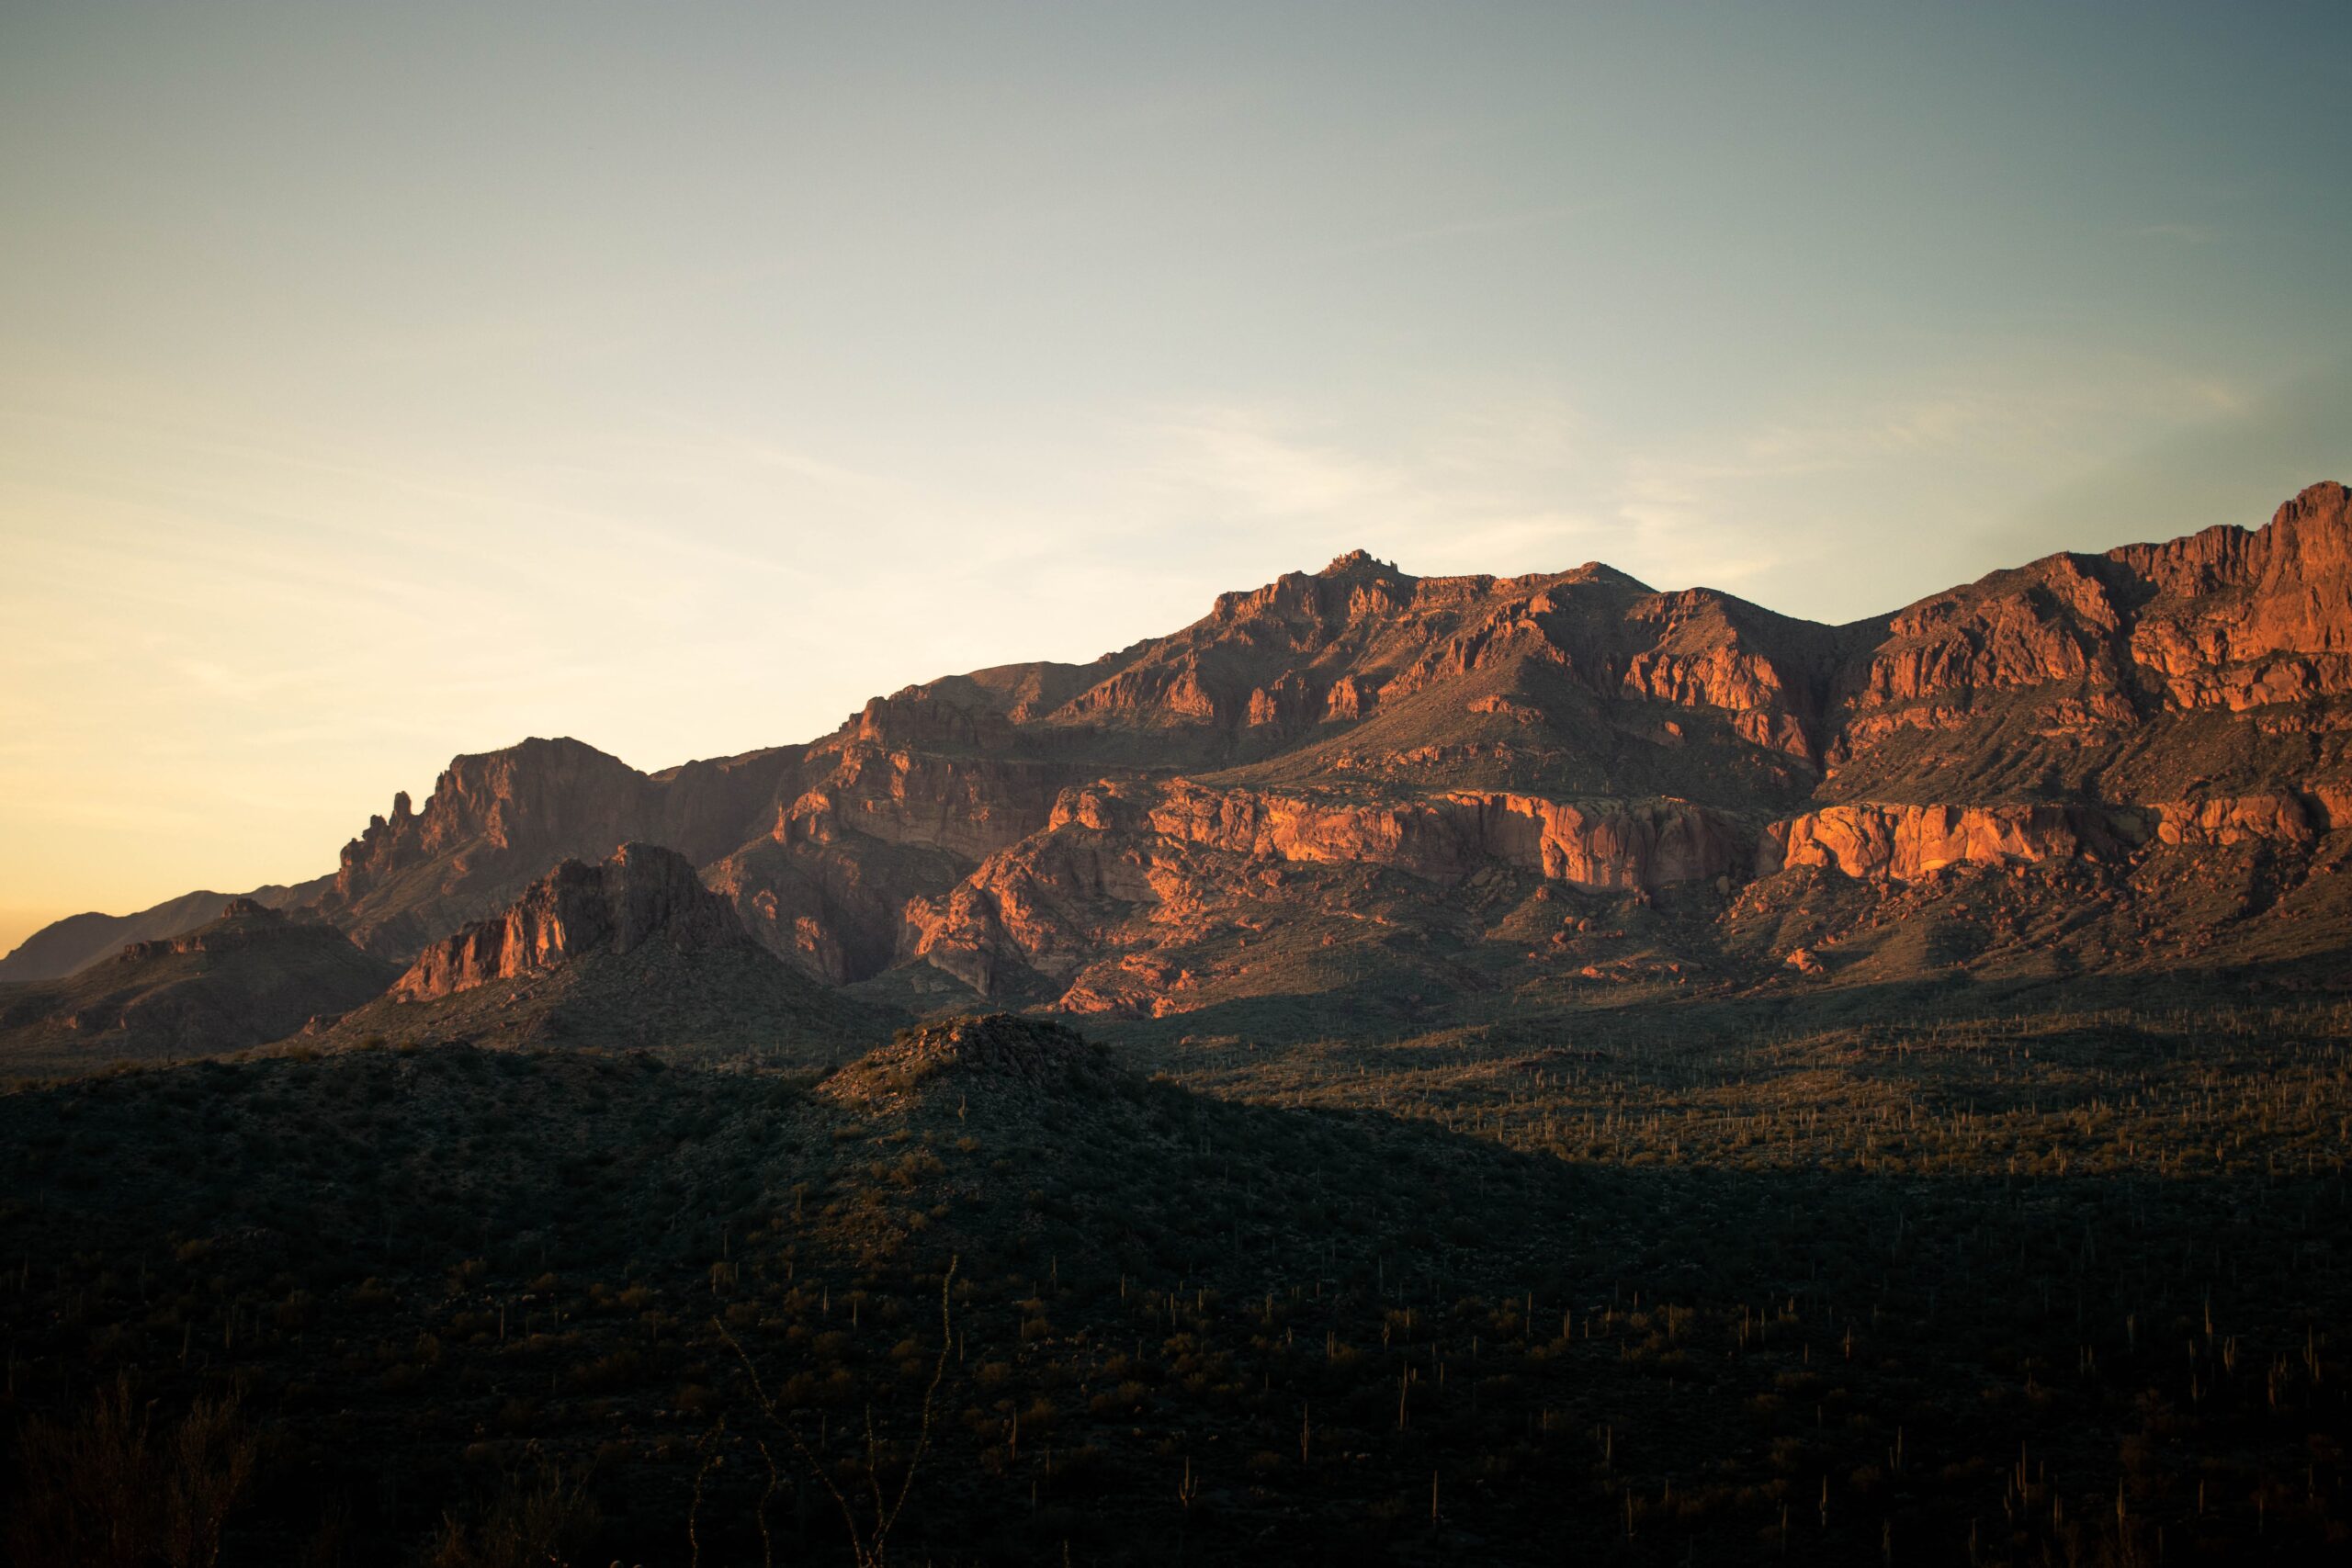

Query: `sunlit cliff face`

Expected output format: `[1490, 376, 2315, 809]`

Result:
[75, 481, 2310, 1029]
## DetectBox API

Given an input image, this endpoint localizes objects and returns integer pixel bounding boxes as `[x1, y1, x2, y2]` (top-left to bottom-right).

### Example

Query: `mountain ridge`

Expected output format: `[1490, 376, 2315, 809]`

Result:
[12, 481, 2348, 1036]
[0, 899, 396, 1071]
[0, 876, 335, 984]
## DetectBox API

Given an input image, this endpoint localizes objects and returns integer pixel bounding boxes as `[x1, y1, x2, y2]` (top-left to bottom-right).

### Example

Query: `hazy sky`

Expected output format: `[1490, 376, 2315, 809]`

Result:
[3, 1, 2347, 950]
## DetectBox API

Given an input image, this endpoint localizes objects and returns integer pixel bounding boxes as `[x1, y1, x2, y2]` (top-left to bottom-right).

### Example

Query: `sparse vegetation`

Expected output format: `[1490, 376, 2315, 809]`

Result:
[4, 999, 2352, 1562]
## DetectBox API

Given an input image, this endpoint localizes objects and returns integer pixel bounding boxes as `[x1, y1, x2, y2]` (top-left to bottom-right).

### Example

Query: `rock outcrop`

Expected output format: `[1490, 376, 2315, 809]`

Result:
[391, 842, 748, 1000]
[1139, 782, 1742, 890]
[2113, 479, 2352, 706]
[1822, 482, 2352, 804]
[318, 738, 790, 961]
[327, 843, 892, 1057]
[1759, 804, 2125, 881]
[2149, 787, 2351, 849]
[884, 775, 1750, 1006]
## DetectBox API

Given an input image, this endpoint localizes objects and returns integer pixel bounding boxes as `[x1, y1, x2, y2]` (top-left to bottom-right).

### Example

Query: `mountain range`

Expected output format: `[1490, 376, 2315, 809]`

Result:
[6, 480, 2347, 1066]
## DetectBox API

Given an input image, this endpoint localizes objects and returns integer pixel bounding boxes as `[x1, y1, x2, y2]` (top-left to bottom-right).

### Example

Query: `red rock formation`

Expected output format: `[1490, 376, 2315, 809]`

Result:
[316, 737, 789, 960]
[32, 478, 2314, 1025]
[1824, 482, 2352, 799]
[888, 775, 1748, 1006]
[331, 739, 646, 898]
[2116, 481, 2352, 709]
[1759, 804, 2122, 881]
[1142, 781, 1740, 891]
[781, 749, 1062, 863]
[705, 711, 1081, 982]
[1323, 674, 1375, 721]
[1764, 785, 2352, 883]
[2151, 787, 2351, 849]
[897, 788, 1163, 997]
[1449, 793, 1747, 888]
[266, 528, 1877, 999]
[391, 842, 745, 1001]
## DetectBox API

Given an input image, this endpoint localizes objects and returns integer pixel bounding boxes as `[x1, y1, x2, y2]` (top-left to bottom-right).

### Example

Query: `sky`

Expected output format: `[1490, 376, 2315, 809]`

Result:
[2, 1, 2348, 952]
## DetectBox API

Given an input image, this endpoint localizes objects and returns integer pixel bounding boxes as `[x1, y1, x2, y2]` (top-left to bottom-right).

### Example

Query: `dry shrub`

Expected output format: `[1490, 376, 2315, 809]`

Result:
[5, 1377, 255, 1568]
[426, 1465, 600, 1568]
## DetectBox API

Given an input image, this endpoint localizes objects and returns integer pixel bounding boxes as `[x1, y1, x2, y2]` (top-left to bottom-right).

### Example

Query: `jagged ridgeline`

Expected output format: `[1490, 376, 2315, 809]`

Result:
[6, 481, 2347, 1070]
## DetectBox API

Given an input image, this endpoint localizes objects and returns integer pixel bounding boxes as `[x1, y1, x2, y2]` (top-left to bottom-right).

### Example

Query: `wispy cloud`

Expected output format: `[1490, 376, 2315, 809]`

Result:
[1145, 411, 1406, 517]
[1100, 346, 2266, 616]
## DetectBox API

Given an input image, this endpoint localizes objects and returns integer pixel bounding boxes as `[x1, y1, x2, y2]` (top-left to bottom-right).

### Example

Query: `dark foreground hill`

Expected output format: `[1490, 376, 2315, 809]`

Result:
[0, 900, 396, 1074]
[6, 1009, 2352, 1565]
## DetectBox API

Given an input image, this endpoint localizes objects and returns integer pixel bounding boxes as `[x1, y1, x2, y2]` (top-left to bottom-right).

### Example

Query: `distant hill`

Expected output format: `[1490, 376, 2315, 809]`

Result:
[0, 899, 393, 1073]
[0, 875, 333, 984]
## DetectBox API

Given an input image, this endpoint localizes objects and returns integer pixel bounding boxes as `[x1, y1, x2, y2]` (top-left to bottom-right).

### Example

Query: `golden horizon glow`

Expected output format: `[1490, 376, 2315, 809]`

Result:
[4, 4, 2348, 953]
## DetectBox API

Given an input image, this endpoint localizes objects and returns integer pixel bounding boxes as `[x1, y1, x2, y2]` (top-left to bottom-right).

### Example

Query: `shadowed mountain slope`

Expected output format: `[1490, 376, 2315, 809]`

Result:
[0, 900, 395, 1072]
[314, 738, 796, 961]
[0, 875, 335, 984]
[314, 842, 895, 1059]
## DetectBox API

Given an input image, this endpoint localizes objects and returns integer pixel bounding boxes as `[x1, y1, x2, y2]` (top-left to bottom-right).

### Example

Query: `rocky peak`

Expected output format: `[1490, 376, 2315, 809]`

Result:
[594, 841, 745, 952]
[316, 737, 701, 958]
[118, 478, 2346, 1032]
[1209, 551, 1419, 627]
[390, 841, 745, 1001]
[2274, 479, 2351, 546]
[1321, 548, 1402, 578]
[2102, 480, 2347, 597]
[1559, 561, 1654, 592]
[333, 737, 645, 890]
[850, 687, 1016, 751]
